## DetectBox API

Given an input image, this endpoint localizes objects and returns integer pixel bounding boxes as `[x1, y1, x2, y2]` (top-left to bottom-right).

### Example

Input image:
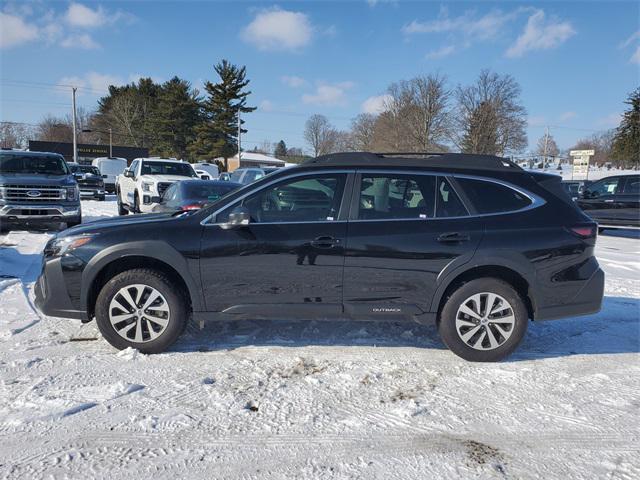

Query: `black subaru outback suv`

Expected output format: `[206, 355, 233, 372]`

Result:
[35, 153, 604, 361]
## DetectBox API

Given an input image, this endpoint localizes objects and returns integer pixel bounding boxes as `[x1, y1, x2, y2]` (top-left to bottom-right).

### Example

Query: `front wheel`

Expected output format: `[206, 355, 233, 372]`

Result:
[95, 268, 188, 353]
[117, 190, 128, 215]
[438, 278, 528, 362]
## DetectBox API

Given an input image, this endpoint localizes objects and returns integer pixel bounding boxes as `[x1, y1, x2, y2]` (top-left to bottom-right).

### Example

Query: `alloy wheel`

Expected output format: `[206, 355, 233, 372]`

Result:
[108, 284, 170, 343]
[455, 292, 515, 351]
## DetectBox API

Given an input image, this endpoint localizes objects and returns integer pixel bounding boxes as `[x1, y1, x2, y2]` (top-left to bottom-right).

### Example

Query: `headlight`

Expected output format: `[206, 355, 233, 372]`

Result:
[142, 182, 154, 192]
[98, 180, 104, 187]
[48, 233, 97, 257]
[66, 186, 78, 201]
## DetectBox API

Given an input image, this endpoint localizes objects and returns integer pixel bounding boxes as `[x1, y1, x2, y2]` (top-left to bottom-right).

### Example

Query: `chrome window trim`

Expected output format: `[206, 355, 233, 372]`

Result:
[200, 167, 546, 226]
[200, 168, 354, 226]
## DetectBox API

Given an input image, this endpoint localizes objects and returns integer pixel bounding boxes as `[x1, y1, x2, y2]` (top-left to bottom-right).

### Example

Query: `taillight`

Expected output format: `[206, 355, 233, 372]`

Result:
[181, 204, 202, 211]
[569, 224, 597, 239]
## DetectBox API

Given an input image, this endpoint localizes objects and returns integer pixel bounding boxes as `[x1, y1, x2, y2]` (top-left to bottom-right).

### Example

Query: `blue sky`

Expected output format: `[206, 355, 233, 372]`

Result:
[1, 0, 639, 154]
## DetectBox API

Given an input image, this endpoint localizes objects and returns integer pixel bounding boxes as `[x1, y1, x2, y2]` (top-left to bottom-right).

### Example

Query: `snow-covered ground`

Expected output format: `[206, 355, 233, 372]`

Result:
[0, 198, 638, 479]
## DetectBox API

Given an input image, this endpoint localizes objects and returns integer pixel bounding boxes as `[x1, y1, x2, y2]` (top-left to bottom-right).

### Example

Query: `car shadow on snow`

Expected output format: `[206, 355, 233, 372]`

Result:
[169, 295, 639, 360]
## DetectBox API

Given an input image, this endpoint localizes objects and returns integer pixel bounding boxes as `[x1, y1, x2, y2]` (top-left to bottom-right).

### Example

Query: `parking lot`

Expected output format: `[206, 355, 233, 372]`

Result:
[0, 197, 638, 479]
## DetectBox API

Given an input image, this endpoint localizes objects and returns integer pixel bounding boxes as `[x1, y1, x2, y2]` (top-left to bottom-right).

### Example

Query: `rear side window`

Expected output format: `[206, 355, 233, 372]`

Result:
[358, 174, 436, 220]
[436, 177, 468, 217]
[456, 177, 531, 214]
[622, 176, 640, 195]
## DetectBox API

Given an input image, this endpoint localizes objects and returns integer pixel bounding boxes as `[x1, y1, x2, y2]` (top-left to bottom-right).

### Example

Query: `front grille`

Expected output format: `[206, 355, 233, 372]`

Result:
[7, 208, 61, 216]
[1, 185, 65, 202]
[157, 182, 173, 196]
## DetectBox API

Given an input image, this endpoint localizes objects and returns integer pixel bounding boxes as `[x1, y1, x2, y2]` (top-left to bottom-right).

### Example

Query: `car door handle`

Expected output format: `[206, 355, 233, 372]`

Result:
[437, 232, 470, 243]
[604, 199, 614, 203]
[310, 236, 340, 248]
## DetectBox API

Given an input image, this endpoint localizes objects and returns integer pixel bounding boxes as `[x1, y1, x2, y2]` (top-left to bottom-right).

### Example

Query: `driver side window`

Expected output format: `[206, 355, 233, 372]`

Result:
[588, 178, 619, 196]
[216, 174, 346, 224]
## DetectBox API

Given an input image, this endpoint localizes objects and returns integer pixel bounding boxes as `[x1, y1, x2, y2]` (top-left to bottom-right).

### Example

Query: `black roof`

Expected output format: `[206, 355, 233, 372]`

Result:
[303, 152, 522, 172]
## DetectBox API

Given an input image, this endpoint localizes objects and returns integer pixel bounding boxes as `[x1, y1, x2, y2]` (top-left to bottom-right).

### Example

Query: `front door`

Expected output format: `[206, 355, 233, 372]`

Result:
[343, 172, 483, 319]
[199, 172, 351, 318]
[578, 176, 621, 224]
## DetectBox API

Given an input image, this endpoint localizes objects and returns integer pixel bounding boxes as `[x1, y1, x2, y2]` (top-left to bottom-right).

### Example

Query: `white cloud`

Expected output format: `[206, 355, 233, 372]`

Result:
[425, 45, 455, 60]
[559, 111, 577, 122]
[620, 31, 640, 64]
[259, 100, 275, 111]
[361, 94, 391, 114]
[60, 33, 99, 49]
[0, 12, 38, 48]
[403, 8, 517, 41]
[242, 8, 313, 51]
[59, 72, 125, 94]
[66, 2, 105, 28]
[506, 10, 575, 58]
[302, 82, 354, 106]
[281, 75, 306, 88]
[597, 113, 622, 128]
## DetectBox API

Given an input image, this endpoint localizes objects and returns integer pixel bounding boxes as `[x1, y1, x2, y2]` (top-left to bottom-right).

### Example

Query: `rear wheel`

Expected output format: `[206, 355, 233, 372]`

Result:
[438, 278, 528, 362]
[95, 268, 188, 353]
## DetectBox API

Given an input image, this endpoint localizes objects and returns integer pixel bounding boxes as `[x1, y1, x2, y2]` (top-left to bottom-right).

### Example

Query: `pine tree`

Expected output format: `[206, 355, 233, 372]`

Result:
[612, 88, 640, 166]
[274, 140, 287, 158]
[153, 77, 201, 160]
[189, 60, 256, 163]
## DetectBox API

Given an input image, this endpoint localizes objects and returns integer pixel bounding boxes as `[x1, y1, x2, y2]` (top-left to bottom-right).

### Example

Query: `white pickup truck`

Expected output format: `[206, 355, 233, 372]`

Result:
[115, 158, 198, 214]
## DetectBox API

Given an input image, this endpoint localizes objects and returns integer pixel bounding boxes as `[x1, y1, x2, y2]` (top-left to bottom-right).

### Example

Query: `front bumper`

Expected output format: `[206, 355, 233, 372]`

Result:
[34, 255, 88, 321]
[79, 187, 105, 198]
[0, 204, 81, 223]
[535, 267, 605, 320]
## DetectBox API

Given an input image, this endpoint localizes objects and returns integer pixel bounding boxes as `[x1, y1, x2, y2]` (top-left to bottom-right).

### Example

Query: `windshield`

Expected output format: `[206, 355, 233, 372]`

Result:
[78, 166, 101, 175]
[141, 161, 196, 177]
[0, 154, 69, 175]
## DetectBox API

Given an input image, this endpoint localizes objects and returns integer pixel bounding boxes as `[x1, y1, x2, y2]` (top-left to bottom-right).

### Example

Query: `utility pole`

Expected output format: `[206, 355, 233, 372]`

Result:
[71, 87, 78, 163]
[109, 128, 113, 157]
[237, 108, 242, 165]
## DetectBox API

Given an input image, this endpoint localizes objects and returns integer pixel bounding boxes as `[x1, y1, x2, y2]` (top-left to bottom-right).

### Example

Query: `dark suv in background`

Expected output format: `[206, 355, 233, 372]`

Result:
[35, 152, 604, 362]
[0, 149, 81, 232]
[67, 163, 106, 201]
[577, 174, 640, 229]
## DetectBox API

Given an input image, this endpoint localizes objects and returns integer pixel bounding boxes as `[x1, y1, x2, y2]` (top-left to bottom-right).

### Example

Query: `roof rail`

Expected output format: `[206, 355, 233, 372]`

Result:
[303, 152, 521, 171]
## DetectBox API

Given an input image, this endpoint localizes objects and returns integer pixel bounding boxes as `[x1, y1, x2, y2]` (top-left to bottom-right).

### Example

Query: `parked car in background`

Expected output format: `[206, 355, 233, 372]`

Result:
[151, 179, 242, 213]
[67, 163, 106, 201]
[577, 174, 640, 229]
[192, 162, 219, 179]
[218, 172, 231, 182]
[92, 157, 127, 193]
[230, 167, 281, 185]
[194, 169, 212, 180]
[0, 149, 81, 231]
[35, 152, 604, 362]
[116, 158, 198, 215]
[561, 180, 592, 201]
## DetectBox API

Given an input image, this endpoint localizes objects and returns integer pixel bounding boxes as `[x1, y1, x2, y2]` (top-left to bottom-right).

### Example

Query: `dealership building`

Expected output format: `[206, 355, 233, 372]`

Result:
[28, 140, 148, 166]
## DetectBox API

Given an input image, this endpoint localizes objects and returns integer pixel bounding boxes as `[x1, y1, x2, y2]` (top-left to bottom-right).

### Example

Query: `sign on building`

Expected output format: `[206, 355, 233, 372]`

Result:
[570, 149, 595, 179]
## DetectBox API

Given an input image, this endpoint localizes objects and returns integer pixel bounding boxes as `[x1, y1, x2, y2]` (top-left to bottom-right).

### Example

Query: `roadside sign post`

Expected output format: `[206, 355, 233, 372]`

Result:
[570, 150, 595, 181]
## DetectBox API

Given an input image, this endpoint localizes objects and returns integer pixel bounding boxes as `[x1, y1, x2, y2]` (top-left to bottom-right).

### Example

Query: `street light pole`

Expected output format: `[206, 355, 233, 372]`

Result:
[71, 87, 78, 163]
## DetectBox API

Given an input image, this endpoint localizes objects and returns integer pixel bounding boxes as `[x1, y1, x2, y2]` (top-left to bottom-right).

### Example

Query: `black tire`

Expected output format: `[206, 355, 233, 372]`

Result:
[95, 268, 188, 354]
[438, 278, 528, 362]
[117, 190, 128, 215]
[134, 193, 140, 214]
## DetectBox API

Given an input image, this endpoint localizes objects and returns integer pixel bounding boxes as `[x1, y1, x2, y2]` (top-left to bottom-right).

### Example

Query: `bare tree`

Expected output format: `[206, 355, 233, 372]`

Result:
[571, 130, 616, 167]
[36, 115, 74, 142]
[455, 70, 527, 155]
[304, 114, 338, 157]
[349, 113, 377, 151]
[0, 122, 32, 148]
[536, 131, 560, 161]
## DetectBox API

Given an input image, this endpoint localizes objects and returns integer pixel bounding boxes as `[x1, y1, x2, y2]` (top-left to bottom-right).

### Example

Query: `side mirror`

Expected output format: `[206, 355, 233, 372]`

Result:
[124, 170, 134, 178]
[221, 206, 250, 230]
[102, 174, 108, 178]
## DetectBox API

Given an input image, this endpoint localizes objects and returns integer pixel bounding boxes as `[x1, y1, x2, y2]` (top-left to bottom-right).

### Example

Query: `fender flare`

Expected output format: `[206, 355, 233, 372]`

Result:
[80, 240, 204, 313]
[429, 251, 537, 313]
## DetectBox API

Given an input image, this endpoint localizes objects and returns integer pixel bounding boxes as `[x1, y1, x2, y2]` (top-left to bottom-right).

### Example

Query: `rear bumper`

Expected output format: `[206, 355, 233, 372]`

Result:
[34, 256, 88, 321]
[535, 267, 605, 320]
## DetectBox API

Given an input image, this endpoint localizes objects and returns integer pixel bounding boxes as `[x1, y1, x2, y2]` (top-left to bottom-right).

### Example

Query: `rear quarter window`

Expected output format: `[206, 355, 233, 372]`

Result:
[456, 177, 532, 214]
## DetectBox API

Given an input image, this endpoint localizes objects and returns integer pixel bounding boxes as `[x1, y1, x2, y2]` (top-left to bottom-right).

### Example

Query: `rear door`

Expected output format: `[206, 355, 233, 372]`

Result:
[615, 175, 640, 227]
[577, 177, 621, 223]
[343, 171, 483, 319]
